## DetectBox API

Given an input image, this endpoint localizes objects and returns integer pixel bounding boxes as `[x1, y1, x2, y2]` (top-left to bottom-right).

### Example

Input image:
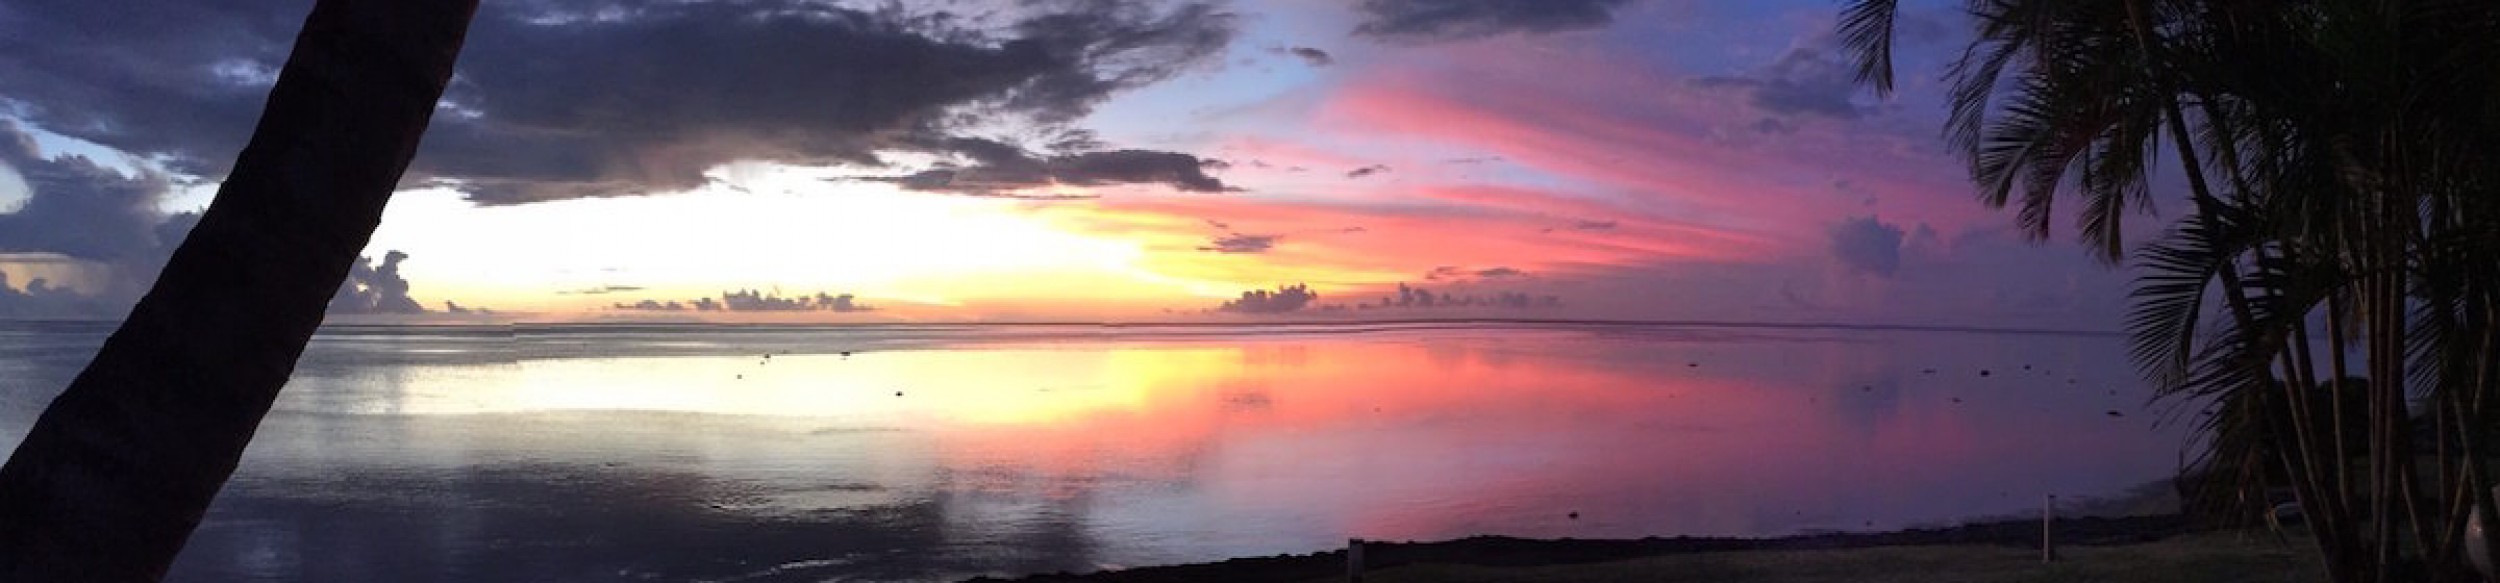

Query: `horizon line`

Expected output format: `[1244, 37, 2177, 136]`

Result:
[0, 316, 2124, 338]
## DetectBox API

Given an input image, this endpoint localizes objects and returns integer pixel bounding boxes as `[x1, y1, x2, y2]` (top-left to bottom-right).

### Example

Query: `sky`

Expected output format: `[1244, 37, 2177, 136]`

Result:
[0, 0, 2164, 328]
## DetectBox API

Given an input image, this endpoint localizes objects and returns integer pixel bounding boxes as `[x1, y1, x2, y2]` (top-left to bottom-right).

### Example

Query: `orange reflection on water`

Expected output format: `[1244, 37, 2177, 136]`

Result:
[342, 327, 2177, 546]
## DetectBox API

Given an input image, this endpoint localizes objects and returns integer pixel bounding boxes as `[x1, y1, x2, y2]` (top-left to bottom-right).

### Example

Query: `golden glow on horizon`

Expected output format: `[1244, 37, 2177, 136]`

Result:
[360, 164, 1268, 315]
[382, 347, 1250, 426]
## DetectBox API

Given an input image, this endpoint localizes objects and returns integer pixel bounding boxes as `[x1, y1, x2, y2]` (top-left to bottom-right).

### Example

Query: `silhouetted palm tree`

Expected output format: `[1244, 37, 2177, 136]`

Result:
[1844, 1, 2500, 581]
[0, 0, 479, 579]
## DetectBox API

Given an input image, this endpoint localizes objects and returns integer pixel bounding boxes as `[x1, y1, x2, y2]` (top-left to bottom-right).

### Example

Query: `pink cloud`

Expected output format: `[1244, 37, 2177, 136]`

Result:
[1311, 49, 2000, 238]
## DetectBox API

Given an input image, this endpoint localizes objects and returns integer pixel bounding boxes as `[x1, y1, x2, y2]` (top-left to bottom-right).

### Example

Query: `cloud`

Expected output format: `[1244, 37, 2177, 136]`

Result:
[0, 120, 175, 263]
[1216, 283, 1318, 314]
[1345, 164, 1390, 179]
[1688, 46, 1864, 120]
[1827, 216, 1907, 277]
[557, 284, 647, 295]
[1278, 46, 1334, 67]
[1214, 281, 1561, 316]
[872, 138, 1233, 197]
[1352, 0, 1639, 42]
[0, 120, 202, 318]
[1351, 283, 1559, 311]
[1, 0, 1240, 204]
[0, 269, 98, 318]
[614, 290, 872, 313]
[1200, 233, 1279, 254]
[1423, 265, 1525, 281]
[330, 251, 426, 314]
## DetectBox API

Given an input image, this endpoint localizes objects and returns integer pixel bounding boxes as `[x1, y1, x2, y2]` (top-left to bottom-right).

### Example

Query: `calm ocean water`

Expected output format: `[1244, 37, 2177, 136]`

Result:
[0, 322, 2186, 582]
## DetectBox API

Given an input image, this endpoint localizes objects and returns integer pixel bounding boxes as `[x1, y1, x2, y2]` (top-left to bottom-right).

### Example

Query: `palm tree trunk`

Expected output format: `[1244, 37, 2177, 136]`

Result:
[2330, 290, 2356, 510]
[0, 0, 478, 579]
[2120, 2, 2350, 575]
[2119, 1, 2357, 577]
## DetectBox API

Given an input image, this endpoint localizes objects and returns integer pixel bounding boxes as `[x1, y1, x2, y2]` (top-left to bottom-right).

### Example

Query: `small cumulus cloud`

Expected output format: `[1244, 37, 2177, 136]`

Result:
[1354, 283, 1558, 311]
[1215, 282, 1561, 315]
[1424, 265, 1527, 282]
[1200, 233, 1279, 254]
[1688, 45, 1865, 120]
[1540, 219, 1617, 234]
[557, 285, 648, 295]
[1345, 164, 1391, 179]
[1827, 216, 1907, 277]
[1277, 46, 1334, 67]
[1217, 284, 1318, 314]
[614, 290, 874, 313]
[330, 251, 426, 314]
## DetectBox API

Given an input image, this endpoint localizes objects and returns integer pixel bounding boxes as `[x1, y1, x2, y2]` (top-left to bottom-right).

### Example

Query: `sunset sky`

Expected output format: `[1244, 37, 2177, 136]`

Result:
[0, 0, 2156, 327]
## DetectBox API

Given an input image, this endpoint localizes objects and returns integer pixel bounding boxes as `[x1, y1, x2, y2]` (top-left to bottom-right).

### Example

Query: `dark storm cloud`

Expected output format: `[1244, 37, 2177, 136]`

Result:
[1689, 45, 1864, 120]
[0, 0, 306, 178]
[615, 290, 872, 313]
[1352, 0, 1638, 42]
[0, 0, 1239, 204]
[1827, 216, 1906, 277]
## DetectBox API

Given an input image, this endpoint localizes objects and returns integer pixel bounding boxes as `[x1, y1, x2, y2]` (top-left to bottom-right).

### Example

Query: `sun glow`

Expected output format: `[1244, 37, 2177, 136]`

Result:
[376, 347, 1250, 427]
[361, 164, 1252, 316]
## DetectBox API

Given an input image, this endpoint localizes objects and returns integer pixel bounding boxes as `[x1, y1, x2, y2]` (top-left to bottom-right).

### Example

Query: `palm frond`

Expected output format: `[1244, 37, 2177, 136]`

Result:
[1838, 0, 1900, 97]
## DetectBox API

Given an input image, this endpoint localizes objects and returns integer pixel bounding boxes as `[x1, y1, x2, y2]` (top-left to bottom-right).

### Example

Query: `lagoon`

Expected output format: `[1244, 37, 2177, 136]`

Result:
[0, 322, 2184, 582]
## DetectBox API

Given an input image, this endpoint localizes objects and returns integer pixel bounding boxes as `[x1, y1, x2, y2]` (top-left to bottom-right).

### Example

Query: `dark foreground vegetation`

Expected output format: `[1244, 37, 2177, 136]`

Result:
[971, 514, 2328, 583]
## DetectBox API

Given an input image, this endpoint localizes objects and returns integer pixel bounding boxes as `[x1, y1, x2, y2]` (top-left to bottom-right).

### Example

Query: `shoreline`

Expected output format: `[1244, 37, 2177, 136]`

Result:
[968, 514, 2201, 582]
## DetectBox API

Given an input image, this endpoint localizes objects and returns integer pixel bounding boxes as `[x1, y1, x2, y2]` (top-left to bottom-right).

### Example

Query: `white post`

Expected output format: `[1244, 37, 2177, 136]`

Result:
[2042, 494, 2057, 563]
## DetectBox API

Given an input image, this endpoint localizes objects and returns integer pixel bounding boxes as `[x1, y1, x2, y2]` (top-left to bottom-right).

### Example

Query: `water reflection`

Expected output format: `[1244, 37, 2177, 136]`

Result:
[0, 323, 2183, 582]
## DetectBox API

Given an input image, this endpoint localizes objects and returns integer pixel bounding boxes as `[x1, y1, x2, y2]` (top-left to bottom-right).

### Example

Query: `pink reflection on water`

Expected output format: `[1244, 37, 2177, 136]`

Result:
[906, 329, 2178, 555]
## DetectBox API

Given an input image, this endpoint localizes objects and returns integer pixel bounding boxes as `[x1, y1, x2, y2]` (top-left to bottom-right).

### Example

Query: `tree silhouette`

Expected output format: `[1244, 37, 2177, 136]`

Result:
[1843, 1, 2500, 581]
[0, 0, 479, 579]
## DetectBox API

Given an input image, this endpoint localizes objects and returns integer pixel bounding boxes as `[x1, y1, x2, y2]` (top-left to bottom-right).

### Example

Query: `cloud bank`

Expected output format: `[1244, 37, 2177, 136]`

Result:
[2, 0, 1242, 203]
